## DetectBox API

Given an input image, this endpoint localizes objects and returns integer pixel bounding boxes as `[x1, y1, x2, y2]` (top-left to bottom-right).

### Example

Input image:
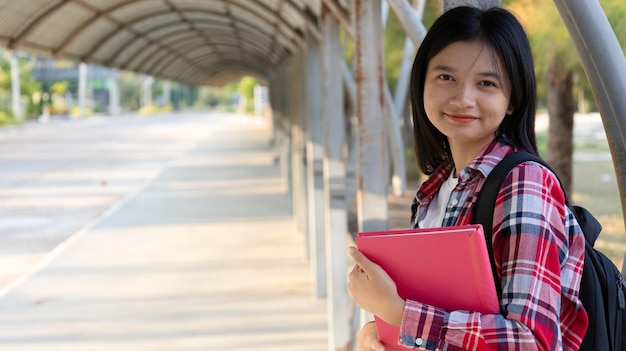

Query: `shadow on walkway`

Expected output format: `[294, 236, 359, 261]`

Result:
[0, 116, 328, 351]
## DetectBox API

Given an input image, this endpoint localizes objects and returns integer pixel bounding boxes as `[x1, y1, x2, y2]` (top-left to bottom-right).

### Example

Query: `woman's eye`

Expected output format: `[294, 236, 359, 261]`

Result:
[437, 74, 453, 81]
[479, 80, 497, 87]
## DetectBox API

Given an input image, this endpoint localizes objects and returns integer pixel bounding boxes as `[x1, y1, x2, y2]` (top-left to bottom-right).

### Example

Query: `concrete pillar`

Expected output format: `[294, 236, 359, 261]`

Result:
[78, 62, 87, 118]
[322, 10, 351, 351]
[108, 77, 120, 116]
[304, 32, 327, 298]
[141, 76, 154, 108]
[289, 52, 308, 238]
[163, 81, 171, 106]
[9, 51, 22, 121]
[355, 0, 388, 233]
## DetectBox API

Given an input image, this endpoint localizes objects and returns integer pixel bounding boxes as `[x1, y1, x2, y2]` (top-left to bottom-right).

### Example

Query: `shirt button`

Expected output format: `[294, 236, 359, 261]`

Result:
[415, 337, 424, 346]
[450, 198, 458, 206]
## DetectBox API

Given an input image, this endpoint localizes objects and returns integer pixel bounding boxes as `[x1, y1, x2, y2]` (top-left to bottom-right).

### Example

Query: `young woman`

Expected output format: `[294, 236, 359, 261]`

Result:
[347, 6, 588, 351]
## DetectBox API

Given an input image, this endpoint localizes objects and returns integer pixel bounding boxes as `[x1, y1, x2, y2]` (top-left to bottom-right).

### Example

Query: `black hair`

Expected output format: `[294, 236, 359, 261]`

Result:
[410, 6, 537, 175]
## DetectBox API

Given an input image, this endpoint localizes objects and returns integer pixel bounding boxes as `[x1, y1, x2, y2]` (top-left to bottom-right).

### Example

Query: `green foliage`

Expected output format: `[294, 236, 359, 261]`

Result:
[508, 1, 579, 76]
[237, 76, 257, 114]
[0, 51, 41, 120]
[405, 146, 422, 181]
[506, 0, 625, 111]
[383, 1, 441, 93]
[197, 86, 232, 109]
[602, 0, 626, 53]
[118, 71, 141, 111]
[384, 14, 406, 93]
[50, 81, 69, 94]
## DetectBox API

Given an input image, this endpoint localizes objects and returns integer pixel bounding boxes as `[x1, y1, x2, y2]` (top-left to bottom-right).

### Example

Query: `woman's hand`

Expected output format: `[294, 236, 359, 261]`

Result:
[358, 321, 385, 351]
[347, 246, 405, 327]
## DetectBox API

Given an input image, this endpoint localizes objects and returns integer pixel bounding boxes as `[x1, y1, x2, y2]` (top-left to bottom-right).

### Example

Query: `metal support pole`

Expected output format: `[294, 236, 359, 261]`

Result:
[78, 62, 87, 118]
[380, 4, 407, 196]
[551, 0, 626, 266]
[141, 76, 154, 108]
[281, 68, 293, 198]
[321, 0, 354, 39]
[385, 0, 427, 46]
[108, 77, 120, 116]
[341, 60, 360, 188]
[304, 32, 327, 298]
[393, 0, 425, 116]
[322, 11, 351, 351]
[163, 81, 171, 106]
[290, 52, 308, 238]
[384, 84, 407, 196]
[442, 0, 500, 12]
[355, 0, 389, 233]
[9, 51, 22, 121]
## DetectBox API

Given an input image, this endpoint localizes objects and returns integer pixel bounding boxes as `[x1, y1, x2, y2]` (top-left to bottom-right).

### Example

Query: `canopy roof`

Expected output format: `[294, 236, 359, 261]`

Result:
[0, 0, 329, 86]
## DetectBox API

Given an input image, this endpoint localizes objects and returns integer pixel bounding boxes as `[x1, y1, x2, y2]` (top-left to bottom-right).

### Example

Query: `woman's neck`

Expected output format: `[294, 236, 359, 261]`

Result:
[448, 138, 494, 177]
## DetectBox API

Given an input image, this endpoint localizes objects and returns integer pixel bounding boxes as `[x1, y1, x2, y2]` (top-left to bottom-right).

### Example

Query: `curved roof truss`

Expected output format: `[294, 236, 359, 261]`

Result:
[0, 0, 321, 86]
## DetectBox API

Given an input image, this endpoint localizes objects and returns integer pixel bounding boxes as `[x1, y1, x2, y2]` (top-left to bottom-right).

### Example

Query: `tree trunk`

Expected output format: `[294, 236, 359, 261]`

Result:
[546, 65, 575, 195]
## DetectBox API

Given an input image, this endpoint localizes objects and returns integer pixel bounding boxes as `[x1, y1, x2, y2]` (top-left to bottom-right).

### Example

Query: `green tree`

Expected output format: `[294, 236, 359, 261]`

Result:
[0, 52, 41, 123]
[118, 71, 141, 111]
[507, 0, 625, 194]
[237, 76, 257, 114]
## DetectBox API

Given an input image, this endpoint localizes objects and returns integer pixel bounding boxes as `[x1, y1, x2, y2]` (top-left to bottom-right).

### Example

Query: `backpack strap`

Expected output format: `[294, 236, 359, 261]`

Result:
[471, 151, 546, 305]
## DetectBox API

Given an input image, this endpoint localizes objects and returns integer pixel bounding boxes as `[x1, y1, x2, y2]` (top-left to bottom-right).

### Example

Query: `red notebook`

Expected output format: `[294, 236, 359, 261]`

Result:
[356, 224, 500, 350]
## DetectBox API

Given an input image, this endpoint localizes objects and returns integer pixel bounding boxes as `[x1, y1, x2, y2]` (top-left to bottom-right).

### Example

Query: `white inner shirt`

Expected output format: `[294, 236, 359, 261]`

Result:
[419, 171, 458, 228]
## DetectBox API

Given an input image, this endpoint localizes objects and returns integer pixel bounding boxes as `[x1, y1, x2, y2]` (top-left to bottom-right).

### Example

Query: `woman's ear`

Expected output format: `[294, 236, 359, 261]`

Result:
[506, 105, 514, 115]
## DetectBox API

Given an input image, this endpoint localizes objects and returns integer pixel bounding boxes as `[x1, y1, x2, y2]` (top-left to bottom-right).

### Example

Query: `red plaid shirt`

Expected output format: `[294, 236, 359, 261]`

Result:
[403, 141, 588, 350]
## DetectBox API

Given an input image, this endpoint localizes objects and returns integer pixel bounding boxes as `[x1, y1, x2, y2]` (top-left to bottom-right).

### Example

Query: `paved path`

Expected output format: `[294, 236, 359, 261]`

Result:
[0, 113, 327, 350]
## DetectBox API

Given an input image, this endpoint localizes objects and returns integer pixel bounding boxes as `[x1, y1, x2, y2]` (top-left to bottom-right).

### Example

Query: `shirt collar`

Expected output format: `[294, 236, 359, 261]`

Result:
[464, 140, 515, 179]
[417, 140, 515, 202]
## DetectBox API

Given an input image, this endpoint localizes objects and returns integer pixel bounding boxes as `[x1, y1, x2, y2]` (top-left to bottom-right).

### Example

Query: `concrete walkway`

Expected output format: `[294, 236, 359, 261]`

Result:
[0, 115, 327, 350]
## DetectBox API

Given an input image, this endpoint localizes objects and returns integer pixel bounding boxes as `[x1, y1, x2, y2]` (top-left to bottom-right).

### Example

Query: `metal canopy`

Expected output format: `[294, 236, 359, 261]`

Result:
[0, 0, 321, 86]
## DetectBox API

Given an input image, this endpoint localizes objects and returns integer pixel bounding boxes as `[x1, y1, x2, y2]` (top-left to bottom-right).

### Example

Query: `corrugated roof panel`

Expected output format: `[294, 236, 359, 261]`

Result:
[306, 0, 322, 15]
[114, 37, 150, 68]
[182, 12, 232, 27]
[108, 1, 170, 23]
[0, 0, 319, 86]
[24, 3, 93, 51]
[81, 0, 124, 10]
[230, 2, 277, 28]
[167, 39, 211, 55]
[273, 32, 297, 54]
[175, 0, 228, 13]
[64, 18, 118, 58]
[89, 29, 135, 64]
[0, 0, 49, 40]
[124, 44, 161, 71]
[145, 22, 192, 41]
[281, 1, 307, 31]
[234, 16, 277, 38]
[253, 0, 280, 12]
[150, 26, 194, 44]
[131, 13, 181, 33]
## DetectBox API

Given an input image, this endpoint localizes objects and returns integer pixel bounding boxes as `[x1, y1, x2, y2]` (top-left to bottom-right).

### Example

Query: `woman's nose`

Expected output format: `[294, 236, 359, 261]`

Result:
[450, 83, 475, 108]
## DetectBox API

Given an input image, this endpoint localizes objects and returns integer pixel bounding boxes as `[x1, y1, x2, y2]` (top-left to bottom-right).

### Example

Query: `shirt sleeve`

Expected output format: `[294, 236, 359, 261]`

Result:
[398, 163, 586, 350]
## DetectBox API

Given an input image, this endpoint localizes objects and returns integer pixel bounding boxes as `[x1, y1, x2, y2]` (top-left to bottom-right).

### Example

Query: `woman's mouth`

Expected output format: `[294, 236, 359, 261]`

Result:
[446, 114, 477, 123]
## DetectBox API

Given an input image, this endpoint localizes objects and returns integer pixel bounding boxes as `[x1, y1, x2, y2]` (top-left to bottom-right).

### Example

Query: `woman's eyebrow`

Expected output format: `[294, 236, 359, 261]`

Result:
[431, 64, 455, 72]
[430, 64, 504, 83]
[477, 71, 503, 82]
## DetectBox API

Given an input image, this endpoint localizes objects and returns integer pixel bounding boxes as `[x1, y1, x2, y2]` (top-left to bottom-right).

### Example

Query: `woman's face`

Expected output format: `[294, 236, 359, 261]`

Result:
[423, 40, 513, 152]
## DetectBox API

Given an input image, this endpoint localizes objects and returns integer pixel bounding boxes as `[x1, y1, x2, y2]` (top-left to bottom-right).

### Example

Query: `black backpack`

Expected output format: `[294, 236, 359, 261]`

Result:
[472, 151, 626, 351]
